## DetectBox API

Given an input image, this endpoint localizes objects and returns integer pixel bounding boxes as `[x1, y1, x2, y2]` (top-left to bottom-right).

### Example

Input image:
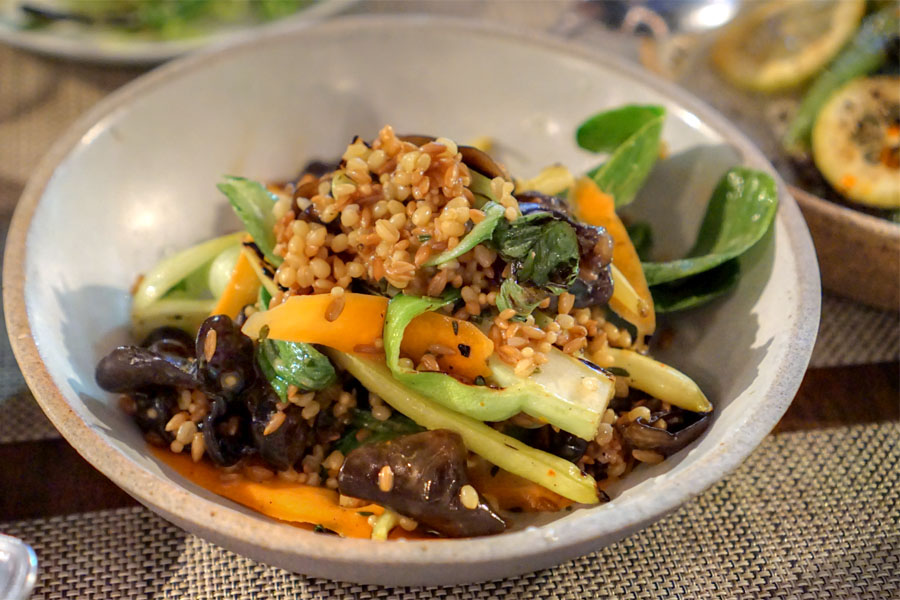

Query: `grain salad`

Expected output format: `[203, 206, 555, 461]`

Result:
[96, 104, 778, 539]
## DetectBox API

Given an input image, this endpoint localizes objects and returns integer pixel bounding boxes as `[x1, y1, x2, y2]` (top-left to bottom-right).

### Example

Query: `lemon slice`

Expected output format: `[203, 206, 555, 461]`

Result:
[711, 0, 865, 93]
[812, 76, 900, 209]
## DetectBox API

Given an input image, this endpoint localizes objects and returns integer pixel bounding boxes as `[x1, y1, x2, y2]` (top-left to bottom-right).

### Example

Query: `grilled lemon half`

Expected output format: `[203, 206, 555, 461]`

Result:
[812, 76, 900, 208]
[711, 0, 865, 93]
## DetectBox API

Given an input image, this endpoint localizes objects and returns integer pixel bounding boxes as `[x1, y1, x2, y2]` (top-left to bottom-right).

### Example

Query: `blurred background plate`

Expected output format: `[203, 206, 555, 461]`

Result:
[0, 0, 355, 64]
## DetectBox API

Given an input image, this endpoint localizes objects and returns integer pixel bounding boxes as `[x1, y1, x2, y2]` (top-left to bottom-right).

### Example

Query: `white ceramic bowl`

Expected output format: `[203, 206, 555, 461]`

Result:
[4, 16, 820, 586]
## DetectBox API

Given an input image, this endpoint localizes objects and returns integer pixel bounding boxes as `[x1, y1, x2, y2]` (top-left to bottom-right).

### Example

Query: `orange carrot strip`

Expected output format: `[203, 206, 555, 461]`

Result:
[151, 447, 428, 539]
[572, 177, 655, 337]
[468, 458, 572, 513]
[210, 250, 261, 320]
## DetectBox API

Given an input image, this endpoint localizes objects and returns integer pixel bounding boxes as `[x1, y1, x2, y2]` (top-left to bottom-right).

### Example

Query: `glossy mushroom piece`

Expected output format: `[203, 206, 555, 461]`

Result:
[338, 429, 506, 538]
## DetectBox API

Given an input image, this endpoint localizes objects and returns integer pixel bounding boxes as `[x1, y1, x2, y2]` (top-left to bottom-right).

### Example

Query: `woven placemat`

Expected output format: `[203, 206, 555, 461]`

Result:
[810, 294, 900, 368]
[3, 421, 897, 599]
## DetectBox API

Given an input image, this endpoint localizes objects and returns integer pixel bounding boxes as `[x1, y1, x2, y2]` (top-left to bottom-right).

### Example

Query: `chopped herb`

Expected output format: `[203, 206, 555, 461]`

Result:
[457, 343, 471, 358]
[510, 314, 528, 322]
[607, 366, 630, 377]
[357, 511, 374, 517]
[418, 234, 432, 242]
[490, 465, 500, 477]
[451, 320, 459, 335]
[474, 375, 486, 386]
[313, 524, 326, 533]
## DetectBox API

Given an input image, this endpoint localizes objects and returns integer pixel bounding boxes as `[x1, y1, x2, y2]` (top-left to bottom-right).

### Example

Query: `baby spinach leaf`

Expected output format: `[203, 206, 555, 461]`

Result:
[626, 221, 654, 261]
[492, 211, 580, 299]
[577, 105, 665, 207]
[641, 167, 777, 286]
[334, 409, 424, 455]
[217, 176, 283, 267]
[426, 202, 505, 267]
[256, 337, 335, 399]
[496, 279, 545, 315]
[650, 259, 740, 313]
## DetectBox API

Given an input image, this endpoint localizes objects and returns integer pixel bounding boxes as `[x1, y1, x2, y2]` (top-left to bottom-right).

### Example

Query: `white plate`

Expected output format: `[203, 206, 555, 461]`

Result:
[4, 15, 820, 585]
[0, 0, 354, 64]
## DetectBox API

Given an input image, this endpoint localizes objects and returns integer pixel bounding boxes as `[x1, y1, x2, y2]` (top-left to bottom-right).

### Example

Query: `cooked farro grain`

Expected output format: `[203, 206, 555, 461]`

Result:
[458, 484, 479, 509]
[263, 410, 286, 436]
[378, 465, 394, 492]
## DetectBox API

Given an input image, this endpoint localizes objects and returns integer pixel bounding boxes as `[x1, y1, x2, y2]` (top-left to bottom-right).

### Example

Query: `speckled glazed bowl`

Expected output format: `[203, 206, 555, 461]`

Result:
[4, 16, 820, 586]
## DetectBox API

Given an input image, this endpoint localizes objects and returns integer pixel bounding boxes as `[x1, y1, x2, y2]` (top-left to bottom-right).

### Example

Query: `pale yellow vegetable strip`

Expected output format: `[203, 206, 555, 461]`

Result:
[132, 232, 245, 312]
[132, 298, 216, 340]
[516, 165, 576, 197]
[609, 264, 653, 341]
[607, 347, 712, 413]
[371, 509, 400, 541]
[240, 245, 280, 299]
[327, 350, 600, 505]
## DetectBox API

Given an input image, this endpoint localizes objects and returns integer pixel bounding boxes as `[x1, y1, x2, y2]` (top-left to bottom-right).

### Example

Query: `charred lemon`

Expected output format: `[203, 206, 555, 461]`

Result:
[812, 76, 900, 208]
[712, 0, 865, 93]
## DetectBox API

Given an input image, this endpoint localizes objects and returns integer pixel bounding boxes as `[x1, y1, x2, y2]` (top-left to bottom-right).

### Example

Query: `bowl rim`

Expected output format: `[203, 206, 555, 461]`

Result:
[790, 184, 900, 241]
[3, 14, 821, 575]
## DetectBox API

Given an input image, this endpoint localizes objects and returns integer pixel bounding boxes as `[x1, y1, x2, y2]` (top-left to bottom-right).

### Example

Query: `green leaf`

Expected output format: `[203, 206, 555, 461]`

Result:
[334, 409, 424, 455]
[625, 222, 654, 262]
[492, 211, 581, 311]
[425, 202, 505, 267]
[641, 167, 777, 286]
[577, 105, 665, 207]
[783, 6, 899, 155]
[495, 279, 545, 315]
[650, 259, 740, 313]
[217, 176, 283, 267]
[256, 338, 336, 399]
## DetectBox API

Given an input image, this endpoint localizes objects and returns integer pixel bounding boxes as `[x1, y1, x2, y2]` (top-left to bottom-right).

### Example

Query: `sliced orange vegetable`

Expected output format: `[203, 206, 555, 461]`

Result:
[468, 458, 572, 513]
[151, 447, 379, 538]
[400, 311, 493, 380]
[572, 177, 655, 339]
[210, 250, 261, 319]
[241, 293, 493, 379]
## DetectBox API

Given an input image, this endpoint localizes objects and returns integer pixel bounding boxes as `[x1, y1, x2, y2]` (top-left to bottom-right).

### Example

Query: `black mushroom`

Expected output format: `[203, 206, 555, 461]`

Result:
[619, 414, 711, 457]
[246, 384, 313, 471]
[140, 326, 196, 366]
[529, 426, 590, 463]
[338, 430, 506, 538]
[201, 395, 252, 467]
[131, 390, 180, 445]
[95, 346, 199, 393]
[195, 315, 256, 399]
[96, 314, 325, 472]
[517, 194, 614, 308]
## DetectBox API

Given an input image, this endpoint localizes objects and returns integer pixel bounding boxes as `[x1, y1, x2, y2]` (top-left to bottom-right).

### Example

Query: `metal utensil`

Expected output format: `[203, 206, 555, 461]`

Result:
[553, 0, 739, 39]
[0, 534, 37, 600]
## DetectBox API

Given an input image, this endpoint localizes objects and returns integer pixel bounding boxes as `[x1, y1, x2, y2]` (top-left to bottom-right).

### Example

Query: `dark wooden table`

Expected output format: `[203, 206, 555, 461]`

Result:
[1, 362, 896, 522]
